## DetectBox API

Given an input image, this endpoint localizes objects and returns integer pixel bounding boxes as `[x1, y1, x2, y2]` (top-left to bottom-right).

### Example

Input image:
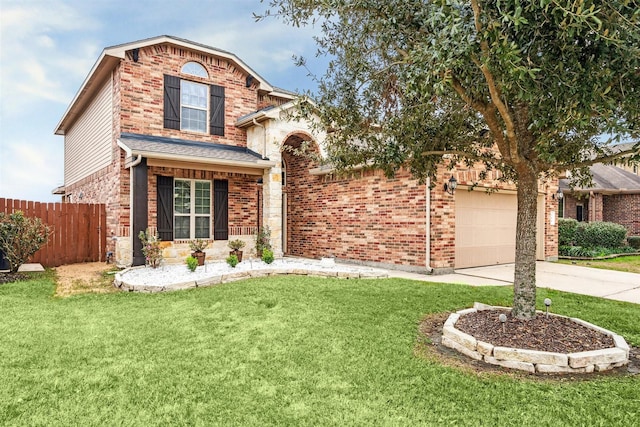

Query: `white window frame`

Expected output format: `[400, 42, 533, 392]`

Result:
[181, 62, 208, 78]
[174, 179, 212, 239]
[180, 80, 208, 133]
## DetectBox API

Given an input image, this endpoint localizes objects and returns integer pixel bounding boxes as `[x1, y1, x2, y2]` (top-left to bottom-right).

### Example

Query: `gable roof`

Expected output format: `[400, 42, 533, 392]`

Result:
[560, 163, 640, 195]
[55, 35, 296, 135]
[117, 133, 275, 170]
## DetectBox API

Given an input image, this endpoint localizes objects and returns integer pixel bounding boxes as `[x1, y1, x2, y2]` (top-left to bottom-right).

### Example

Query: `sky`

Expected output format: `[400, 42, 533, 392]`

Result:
[0, 0, 325, 202]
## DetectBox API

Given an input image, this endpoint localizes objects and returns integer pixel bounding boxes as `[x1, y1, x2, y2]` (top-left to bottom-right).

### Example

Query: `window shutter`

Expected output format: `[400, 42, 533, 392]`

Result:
[164, 75, 180, 130]
[214, 179, 228, 240]
[210, 84, 225, 136]
[157, 175, 174, 241]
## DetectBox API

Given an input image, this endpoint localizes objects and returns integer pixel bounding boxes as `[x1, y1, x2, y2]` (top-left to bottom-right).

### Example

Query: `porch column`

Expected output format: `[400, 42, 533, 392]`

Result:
[131, 158, 148, 266]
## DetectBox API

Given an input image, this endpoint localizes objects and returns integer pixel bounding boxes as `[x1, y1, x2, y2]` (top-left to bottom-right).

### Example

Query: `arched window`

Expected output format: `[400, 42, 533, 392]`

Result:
[181, 62, 208, 78]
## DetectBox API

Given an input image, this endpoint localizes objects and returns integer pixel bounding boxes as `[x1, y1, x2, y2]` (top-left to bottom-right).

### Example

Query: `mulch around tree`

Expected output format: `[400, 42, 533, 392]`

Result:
[416, 312, 640, 378]
[455, 309, 614, 353]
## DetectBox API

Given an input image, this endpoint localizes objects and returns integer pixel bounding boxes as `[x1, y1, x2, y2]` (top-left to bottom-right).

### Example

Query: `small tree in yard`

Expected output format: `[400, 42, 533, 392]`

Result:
[258, 0, 640, 319]
[0, 211, 51, 273]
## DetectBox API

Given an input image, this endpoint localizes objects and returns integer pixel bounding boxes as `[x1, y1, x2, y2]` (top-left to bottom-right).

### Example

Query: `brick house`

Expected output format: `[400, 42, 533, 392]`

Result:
[560, 163, 640, 237]
[55, 35, 559, 272]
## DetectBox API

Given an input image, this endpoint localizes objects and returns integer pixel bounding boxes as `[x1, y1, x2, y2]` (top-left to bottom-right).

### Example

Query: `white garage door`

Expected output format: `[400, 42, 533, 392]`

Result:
[455, 190, 544, 268]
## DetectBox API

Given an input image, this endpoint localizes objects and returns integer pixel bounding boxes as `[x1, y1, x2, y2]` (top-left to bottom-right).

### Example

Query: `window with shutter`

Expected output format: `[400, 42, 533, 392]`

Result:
[163, 74, 225, 136]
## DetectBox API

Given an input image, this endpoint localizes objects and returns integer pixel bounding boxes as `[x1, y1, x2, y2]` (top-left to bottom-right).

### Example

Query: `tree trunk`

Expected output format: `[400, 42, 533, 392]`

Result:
[512, 163, 539, 319]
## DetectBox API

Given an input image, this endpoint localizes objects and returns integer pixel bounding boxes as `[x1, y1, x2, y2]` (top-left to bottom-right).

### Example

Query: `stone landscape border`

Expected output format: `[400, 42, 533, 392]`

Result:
[442, 303, 630, 374]
[114, 263, 388, 293]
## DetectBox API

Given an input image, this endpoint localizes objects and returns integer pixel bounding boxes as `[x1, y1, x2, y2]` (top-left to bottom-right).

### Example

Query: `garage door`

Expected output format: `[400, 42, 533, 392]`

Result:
[455, 190, 544, 268]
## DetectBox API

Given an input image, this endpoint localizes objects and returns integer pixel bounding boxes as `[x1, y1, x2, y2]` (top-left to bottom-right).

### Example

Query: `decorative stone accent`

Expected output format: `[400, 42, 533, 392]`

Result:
[441, 303, 630, 374]
[114, 260, 388, 292]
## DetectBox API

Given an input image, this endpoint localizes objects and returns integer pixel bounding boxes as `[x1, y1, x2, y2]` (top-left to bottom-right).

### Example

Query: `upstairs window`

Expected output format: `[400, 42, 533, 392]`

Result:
[180, 80, 208, 133]
[164, 75, 225, 135]
[181, 62, 208, 78]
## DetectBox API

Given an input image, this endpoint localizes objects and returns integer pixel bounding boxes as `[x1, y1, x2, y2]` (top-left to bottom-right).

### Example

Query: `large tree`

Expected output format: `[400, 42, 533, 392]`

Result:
[258, 0, 640, 318]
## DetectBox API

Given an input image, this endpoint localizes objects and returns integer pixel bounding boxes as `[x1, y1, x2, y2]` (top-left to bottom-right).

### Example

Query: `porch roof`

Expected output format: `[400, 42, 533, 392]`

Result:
[560, 163, 640, 195]
[117, 133, 276, 171]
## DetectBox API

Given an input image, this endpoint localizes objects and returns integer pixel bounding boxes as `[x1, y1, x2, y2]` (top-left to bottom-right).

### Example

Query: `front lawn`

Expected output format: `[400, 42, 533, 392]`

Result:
[1, 273, 638, 426]
[558, 255, 640, 274]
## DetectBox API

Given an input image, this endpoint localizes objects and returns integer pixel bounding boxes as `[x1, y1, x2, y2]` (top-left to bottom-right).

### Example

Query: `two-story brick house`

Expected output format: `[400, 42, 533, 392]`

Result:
[55, 35, 558, 272]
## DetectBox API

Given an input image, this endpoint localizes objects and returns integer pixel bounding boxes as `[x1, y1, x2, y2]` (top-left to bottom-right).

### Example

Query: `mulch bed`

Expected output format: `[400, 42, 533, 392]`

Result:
[0, 272, 30, 285]
[454, 310, 615, 353]
[416, 312, 640, 378]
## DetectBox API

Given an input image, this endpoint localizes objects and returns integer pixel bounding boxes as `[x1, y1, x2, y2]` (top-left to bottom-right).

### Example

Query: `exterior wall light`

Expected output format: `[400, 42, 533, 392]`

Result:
[553, 189, 563, 200]
[444, 175, 457, 195]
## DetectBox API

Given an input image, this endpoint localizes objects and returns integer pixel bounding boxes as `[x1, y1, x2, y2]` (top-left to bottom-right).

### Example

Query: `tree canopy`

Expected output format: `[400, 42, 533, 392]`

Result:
[258, 0, 640, 318]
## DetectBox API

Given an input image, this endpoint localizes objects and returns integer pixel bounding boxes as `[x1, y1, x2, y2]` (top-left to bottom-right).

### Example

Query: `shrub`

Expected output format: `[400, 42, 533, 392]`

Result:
[558, 218, 578, 246]
[628, 236, 640, 250]
[228, 239, 246, 251]
[0, 211, 51, 273]
[256, 226, 272, 257]
[188, 239, 208, 252]
[186, 256, 198, 272]
[139, 229, 163, 268]
[226, 254, 239, 268]
[262, 248, 274, 264]
[574, 221, 627, 249]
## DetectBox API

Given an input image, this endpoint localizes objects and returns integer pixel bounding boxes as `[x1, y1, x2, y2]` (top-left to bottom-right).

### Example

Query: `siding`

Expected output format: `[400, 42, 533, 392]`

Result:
[64, 79, 113, 186]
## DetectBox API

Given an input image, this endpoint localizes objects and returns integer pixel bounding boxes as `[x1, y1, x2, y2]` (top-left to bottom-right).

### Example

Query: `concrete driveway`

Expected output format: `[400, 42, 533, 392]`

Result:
[389, 261, 640, 304]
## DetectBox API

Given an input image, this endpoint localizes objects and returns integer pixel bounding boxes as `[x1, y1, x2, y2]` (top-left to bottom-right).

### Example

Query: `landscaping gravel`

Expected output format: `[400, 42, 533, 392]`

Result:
[118, 257, 387, 287]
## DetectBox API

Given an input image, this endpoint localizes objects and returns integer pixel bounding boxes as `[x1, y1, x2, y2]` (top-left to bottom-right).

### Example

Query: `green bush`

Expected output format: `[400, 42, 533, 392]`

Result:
[256, 225, 272, 257]
[574, 221, 627, 249]
[262, 248, 274, 264]
[558, 218, 578, 246]
[226, 254, 239, 268]
[186, 256, 198, 272]
[0, 211, 51, 273]
[628, 236, 640, 250]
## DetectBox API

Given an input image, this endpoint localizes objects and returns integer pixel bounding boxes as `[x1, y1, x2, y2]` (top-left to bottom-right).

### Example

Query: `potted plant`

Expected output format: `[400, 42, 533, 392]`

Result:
[228, 239, 246, 262]
[189, 239, 209, 266]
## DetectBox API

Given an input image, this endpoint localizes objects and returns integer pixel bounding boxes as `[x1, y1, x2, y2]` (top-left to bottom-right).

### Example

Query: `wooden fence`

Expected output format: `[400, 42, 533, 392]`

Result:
[0, 198, 107, 267]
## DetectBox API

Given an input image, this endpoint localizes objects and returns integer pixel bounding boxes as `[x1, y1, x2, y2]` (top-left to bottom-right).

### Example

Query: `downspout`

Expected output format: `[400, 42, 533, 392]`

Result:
[426, 178, 434, 273]
[252, 118, 267, 160]
[127, 155, 143, 169]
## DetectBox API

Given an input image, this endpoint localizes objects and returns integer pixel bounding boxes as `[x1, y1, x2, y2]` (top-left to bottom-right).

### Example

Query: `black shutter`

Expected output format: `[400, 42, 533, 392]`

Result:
[214, 179, 228, 240]
[157, 176, 174, 241]
[210, 84, 225, 136]
[164, 75, 180, 130]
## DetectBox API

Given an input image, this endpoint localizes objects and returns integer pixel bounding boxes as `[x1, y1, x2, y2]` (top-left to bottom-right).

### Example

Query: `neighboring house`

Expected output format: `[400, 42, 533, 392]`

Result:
[55, 35, 558, 272]
[613, 142, 640, 176]
[560, 163, 640, 236]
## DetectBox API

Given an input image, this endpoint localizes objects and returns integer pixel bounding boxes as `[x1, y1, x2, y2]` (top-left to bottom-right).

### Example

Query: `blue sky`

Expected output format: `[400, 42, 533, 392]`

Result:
[0, 0, 324, 202]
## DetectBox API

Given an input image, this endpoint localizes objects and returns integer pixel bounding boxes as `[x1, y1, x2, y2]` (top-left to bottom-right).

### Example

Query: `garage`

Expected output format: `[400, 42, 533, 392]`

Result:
[455, 190, 544, 268]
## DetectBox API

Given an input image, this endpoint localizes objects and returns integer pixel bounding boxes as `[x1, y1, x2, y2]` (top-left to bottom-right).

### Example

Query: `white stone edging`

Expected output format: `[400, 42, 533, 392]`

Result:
[441, 303, 630, 374]
[114, 262, 388, 293]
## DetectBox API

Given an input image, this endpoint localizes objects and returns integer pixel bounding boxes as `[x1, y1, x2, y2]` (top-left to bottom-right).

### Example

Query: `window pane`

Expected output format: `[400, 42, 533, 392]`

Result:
[195, 216, 210, 238]
[181, 81, 207, 108]
[175, 216, 190, 239]
[174, 180, 191, 214]
[195, 181, 211, 214]
[181, 62, 208, 78]
[181, 107, 207, 133]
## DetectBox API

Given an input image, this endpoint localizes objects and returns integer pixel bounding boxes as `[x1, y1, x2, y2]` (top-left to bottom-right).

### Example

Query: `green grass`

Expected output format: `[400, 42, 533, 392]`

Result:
[558, 255, 640, 274]
[1, 273, 639, 426]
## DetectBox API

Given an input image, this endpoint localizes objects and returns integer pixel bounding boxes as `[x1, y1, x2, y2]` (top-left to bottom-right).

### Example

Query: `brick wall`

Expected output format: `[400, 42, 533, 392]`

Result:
[603, 194, 640, 236]
[283, 142, 428, 269]
[147, 166, 260, 233]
